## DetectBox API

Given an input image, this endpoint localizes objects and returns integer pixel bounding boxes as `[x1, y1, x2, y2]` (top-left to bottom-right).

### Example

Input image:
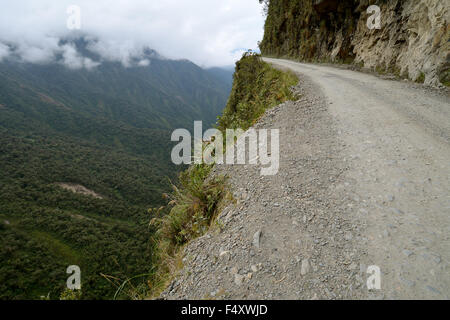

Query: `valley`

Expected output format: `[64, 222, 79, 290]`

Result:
[0, 50, 233, 299]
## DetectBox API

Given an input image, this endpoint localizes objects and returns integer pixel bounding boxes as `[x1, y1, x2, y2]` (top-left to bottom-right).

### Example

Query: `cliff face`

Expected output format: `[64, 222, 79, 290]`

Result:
[260, 0, 450, 86]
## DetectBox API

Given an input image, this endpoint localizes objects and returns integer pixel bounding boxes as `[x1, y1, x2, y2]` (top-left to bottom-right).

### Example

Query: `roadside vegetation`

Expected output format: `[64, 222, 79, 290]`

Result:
[218, 52, 298, 131]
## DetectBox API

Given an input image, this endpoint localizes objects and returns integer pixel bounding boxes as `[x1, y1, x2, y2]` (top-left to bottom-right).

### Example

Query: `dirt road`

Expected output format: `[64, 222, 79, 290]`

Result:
[163, 59, 449, 300]
[265, 58, 450, 299]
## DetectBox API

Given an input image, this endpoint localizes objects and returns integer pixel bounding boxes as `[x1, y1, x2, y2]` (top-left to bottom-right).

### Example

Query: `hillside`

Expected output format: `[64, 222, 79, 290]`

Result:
[0, 50, 233, 299]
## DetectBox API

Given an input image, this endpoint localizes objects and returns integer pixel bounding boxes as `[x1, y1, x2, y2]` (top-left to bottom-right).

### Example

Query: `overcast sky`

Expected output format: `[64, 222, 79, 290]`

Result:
[0, 0, 265, 68]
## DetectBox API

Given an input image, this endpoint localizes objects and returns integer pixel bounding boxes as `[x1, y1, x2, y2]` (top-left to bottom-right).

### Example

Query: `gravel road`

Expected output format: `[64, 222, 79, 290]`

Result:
[162, 58, 450, 300]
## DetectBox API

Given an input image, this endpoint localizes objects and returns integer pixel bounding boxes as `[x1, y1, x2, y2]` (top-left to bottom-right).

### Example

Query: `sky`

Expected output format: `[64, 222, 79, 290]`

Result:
[0, 0, 266, 68]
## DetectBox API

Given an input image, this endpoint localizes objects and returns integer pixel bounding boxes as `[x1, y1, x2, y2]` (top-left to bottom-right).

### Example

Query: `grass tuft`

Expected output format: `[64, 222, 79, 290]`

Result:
[146, 164, 227, 297]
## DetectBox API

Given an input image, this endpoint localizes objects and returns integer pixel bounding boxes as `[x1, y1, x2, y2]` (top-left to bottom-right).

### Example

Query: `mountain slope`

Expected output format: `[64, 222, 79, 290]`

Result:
[0, 56, 233, 299]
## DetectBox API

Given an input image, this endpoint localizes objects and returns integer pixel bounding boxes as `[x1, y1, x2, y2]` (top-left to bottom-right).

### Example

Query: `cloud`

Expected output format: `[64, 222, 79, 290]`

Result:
[0, 0, 265, 68]
[0, 43, 10, 61]
[60, 44, 100, 70]
[138, 59, 151, 67]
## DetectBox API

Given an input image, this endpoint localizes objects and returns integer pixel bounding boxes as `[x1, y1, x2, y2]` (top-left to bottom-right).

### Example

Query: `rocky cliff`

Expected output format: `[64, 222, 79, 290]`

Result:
[260, 0, 449, 87]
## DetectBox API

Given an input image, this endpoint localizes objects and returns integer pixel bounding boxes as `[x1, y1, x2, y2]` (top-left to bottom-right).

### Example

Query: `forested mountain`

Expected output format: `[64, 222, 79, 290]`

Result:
[0, 50, 233, 299]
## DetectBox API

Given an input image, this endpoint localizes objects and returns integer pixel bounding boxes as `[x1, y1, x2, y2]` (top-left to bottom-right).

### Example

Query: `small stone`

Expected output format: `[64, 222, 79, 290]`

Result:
[402, 249, 413, 257]
[391, 208, 404, 215]
[432, 255, 441, 264]
[344, 233, 353, 241]
[359, 208, 369, 215]
[426, 286, 441, 295]
[399, 277, 415, 288]
[251, 265, 259, 272]
[234, 274, 245, 286]
[219, 250, 230, 257]
[230, 267, 238, 275]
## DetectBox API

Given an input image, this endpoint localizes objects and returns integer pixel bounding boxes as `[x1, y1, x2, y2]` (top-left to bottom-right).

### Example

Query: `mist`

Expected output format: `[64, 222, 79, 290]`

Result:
[0, 0, 265, 68]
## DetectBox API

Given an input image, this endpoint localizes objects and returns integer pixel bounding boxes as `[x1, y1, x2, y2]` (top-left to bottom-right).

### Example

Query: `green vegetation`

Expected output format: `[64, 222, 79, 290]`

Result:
[416, 72, 426, 84]
[259, 0, 357, 63]
[0, 123, 160, 300]
[147, 52, 298, 298]
[439, 68, 450, 87]
[147, 164, 227, 297]
[0, 54, 232, 299]
[218, 53, 298, 131]
[152, 165, 226, 252]
[60, 288, 83, 300]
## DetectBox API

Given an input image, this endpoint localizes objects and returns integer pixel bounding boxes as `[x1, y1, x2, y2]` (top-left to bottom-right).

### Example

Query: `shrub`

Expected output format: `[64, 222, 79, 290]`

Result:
[151, 164, 226, 255]
[218, 53, 298, 131]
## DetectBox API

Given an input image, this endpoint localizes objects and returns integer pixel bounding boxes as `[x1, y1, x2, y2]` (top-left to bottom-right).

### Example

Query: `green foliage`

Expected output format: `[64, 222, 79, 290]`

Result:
[146, 164, 227, 297]
[259, 0, 357, 62]
[439, 68, 450, 87]
[218, 53, 298, 131]
[60, 289, 82, 300]
[152, 165, 226, 252]
[416, 72, 426, 84]
[0, 58, 233, 299]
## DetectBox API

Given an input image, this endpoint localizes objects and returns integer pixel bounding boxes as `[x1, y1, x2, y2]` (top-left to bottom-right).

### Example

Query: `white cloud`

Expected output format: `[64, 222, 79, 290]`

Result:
[0, 43, 10, 61]
[138, 59, 151, 67]
[0, 0, 265, 68]
[60, 44, 100, 70]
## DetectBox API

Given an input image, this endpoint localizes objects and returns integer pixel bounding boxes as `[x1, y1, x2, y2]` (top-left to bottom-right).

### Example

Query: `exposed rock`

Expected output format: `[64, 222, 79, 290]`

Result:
[402, 249, 414, 257]
[234, 274, 245, 286]
[55, 182, 103, 199]
[353, 0, 450, 87]
[260, 0, 450, 87]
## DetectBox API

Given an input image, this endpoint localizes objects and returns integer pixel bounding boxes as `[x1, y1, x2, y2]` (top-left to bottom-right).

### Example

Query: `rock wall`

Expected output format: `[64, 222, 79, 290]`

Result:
[260, 0, 450, 86]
